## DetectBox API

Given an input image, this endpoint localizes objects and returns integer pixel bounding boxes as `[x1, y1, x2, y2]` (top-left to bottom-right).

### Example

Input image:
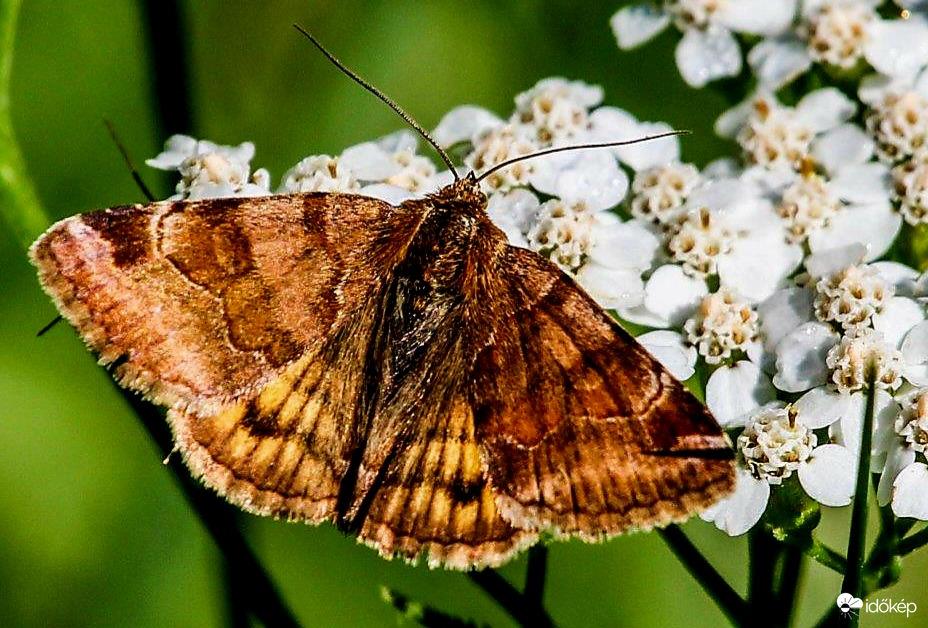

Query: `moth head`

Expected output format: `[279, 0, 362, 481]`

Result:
[427, 172, 488, 215]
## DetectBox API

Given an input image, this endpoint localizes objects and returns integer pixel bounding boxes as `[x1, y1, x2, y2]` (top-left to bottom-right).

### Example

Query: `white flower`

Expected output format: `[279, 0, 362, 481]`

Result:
[337, 131, 439, 202]
[804, 0, 879, 70]
[511, 78, 602, 144]
[803, 124, 901, 259]
[611, 0, 797, 88]
[865, 89, 928, 163]
[278, 155, 360, 193]
[667, 178, 803, 301]
[826, 328, 904, 394]
[486, 189, 541, 248]
[513, 197, 658, 309]
[466, 124, 540, 191]
[683, 288, 761, 365]
[892, 154, 928, 225]
[619, 263, 709, 328]
[630, 162, 703, 225]
[146, 134, 271, 199]
[813, 263, 893, 331]
[702, 401, 856, 536]
[718, 89, 856, 170]
[706, 359, 776, 427]
[748, 3, 927, 90]
[587, 106, 683, 172]
[637, 330, 698, 381]
[767, 261, 926, 393]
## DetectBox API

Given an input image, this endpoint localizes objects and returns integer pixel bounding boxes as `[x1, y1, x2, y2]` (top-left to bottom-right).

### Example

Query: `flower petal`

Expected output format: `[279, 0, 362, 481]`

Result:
[864, 16, 928, 82]
[830, 163, 891, 205]
[811, 124, 875, 174]
[878, 445, 916, 506]
[892, 463, 928, 519]
[718, 232, 802, 302]
[772, 322, 839, 392]
[637, 330, 697, 381]
[748, 37, 811, 89]
[610, 4, 670, 49]
[589, 219, 658, 270]
[794, 387, 851, 429]
[700, 467, 770, 536]
[873, 297, 925, 348]
[902, 321, 928, 386]
[716, 0, 797, 35]
[804, 243, 867, 278]
[675, 25, 743, 88]
[795, 88, 856, 133]
[798, 444, 856, 507]
[807, 203, 902, 262]
[432, 105, 502, 147]
[758, 287, 815, 352]
[642, 264, 710, 327]
[575, 264, 645, 310]
[706, 361, 776, 427]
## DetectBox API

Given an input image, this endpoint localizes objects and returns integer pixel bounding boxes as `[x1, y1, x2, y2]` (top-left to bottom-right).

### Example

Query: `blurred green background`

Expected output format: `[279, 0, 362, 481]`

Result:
[2, 1, 927, 626]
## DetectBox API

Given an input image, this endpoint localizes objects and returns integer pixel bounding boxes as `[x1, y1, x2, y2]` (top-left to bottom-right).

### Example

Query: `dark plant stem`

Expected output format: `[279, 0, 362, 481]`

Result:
[659, 526, 750, 626]
[138, 0, 194, 137]
[841, 376, 877, 626]
[898, 526, 928, 556]
[749, 527, 781, 619]
[524, 545, 549, 609]
[120, 387, 301, 628]
[775, 544, 804, 627]
[467, 569, 555, 628]
[223, 551, 252, 628]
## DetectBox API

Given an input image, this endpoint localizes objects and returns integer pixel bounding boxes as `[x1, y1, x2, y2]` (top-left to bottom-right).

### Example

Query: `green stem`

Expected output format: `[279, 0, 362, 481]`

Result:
[841, 375, 877, 623]
[659, 526, 749, 626]
[775, 544, 804, 627]
[803, 539, 847, 575]
[898, 526, 928, 556]
[0, 0, 52, 247]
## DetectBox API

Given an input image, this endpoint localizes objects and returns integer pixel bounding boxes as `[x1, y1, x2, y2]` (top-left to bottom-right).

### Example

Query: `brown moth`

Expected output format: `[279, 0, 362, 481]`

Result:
[29, 31, 734, 570]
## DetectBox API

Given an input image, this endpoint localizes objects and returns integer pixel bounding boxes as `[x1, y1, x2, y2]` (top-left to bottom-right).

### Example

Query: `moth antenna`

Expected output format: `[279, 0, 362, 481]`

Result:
[292, 24, 459, 180]
[474, 131, 691, 184]
[36, 315, 63, 337]
[103, 119, 156, 202]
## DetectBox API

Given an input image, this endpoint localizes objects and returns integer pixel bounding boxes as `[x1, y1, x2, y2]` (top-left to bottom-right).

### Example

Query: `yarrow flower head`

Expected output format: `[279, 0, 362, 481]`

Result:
[701, 399, 856, 535]
[684, 288, 760, 364]
[739, 405, 815, 483]
[892, 154, 928, 225]
[777, 169, 841, 244]
[895, 389, 928, 453]
[814, 263, 894, 331]
[720, 89, 856, 171]
[511, 78, 603, 144]
[630, 162, 703, 225]
[826, 327, 904, 394]
[278, 155, 360, 193]
[146, 135, 271, 199]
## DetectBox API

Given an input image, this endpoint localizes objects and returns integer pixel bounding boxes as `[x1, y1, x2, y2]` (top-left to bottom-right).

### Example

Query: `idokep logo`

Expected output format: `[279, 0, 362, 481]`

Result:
[836, 593, 918, 618]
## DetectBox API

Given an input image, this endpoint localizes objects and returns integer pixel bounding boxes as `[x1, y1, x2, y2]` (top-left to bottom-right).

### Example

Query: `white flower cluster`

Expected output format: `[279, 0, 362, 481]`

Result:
[604, 1, 928, 535]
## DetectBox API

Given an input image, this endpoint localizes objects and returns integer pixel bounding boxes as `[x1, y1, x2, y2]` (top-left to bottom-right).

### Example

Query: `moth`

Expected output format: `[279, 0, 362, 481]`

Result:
[29, 28, 734, 569]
